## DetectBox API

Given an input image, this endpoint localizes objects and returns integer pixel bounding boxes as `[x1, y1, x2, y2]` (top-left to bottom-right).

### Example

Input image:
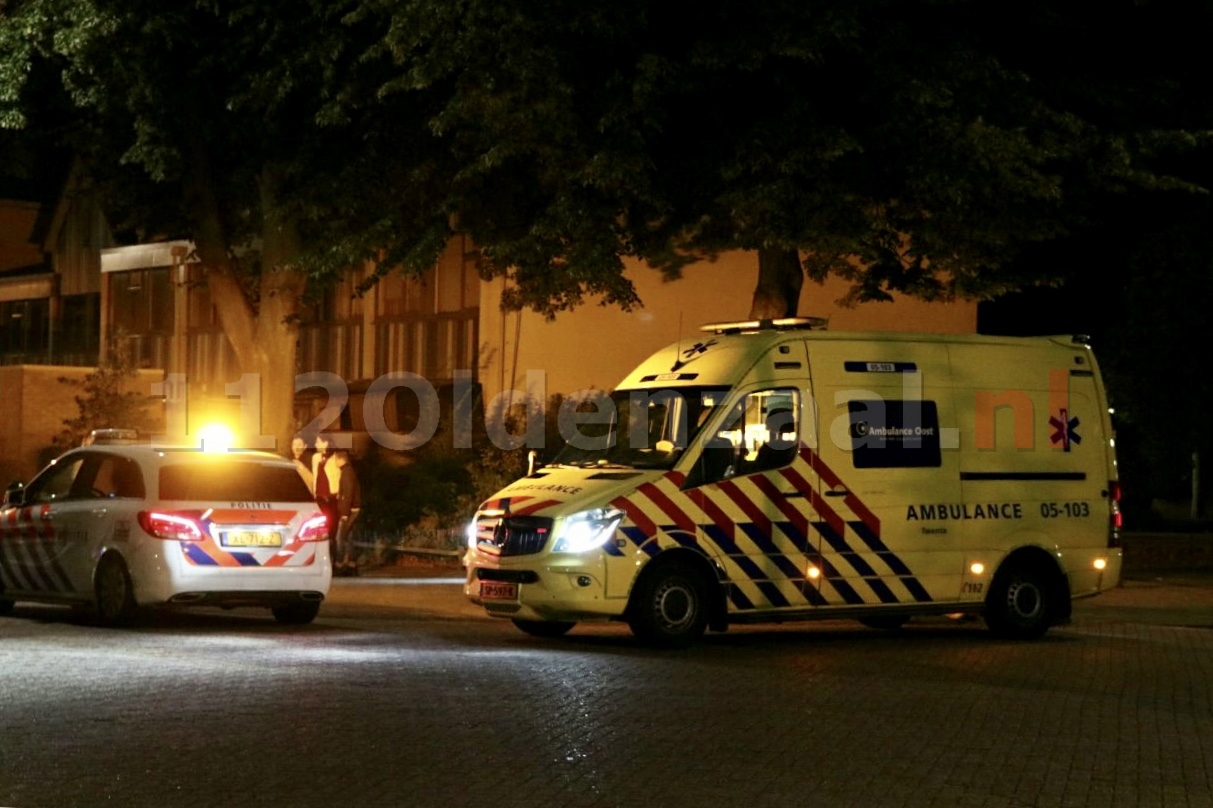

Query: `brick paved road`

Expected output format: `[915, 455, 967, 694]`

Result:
[1, 578, 1211, 808]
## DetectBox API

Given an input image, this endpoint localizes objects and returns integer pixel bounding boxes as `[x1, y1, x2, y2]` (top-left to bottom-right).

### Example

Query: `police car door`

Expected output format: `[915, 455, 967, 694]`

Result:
[1, 454, 87, 600]
[807, 342, 962, 607]
[60, 453, 144, 592]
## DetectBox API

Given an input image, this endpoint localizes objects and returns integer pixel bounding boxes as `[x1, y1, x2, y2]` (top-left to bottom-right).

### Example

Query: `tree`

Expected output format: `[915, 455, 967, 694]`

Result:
[52, 339, 156, 450]
[1, 0, 456, 452]
[354, 0, 1211, 317]
[4, 0, 1210, 455]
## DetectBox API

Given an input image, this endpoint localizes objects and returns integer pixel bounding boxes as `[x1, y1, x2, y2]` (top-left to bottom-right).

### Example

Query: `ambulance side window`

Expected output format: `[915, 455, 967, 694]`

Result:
[846, 399, 942, 468]
[737, 389, 800, 476]
[688, 388, 799, 487]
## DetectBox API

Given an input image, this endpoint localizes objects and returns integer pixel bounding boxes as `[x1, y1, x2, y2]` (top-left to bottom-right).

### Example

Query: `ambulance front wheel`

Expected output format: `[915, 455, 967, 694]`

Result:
[985, 563, 1053, 640]
[627, 562, 709, 648]
[0, 597, 13, 616]
[512, 619, 576, 638]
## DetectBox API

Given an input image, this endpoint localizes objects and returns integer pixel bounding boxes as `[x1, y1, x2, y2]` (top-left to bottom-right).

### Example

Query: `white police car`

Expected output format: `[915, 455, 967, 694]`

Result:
[0, 442, 330, 625]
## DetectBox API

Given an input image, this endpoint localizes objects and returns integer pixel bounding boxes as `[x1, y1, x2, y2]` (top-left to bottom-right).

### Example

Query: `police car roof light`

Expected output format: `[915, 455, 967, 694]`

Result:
[84, 428, 142, 446]
[700, 317, 829, 335]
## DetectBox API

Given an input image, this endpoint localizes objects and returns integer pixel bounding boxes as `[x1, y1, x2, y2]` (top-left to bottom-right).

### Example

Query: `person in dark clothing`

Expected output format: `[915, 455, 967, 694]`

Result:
[310, 434, 341, 568]
[290, 436, 315, 491]
[332, 450, 362, 576]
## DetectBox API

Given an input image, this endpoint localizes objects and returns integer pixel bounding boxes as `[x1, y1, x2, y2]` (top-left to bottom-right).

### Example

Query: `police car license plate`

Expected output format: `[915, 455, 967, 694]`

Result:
[479, 581, 518, 600]
[222, 530, 283, 548]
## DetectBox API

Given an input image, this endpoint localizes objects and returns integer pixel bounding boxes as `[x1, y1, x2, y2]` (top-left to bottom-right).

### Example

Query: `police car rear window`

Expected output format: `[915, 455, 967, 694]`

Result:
[158, 462, 313, 502]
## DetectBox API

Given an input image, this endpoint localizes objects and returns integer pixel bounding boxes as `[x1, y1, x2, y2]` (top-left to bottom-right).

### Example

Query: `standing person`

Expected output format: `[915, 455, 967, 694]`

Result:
[333, 450, 362, 576]
[290, 436, 315, 491]
[310, 434, 340, 568]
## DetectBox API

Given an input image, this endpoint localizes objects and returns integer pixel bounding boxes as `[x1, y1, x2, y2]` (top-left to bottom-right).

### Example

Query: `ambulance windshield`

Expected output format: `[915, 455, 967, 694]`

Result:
[550, 387, 730, 470]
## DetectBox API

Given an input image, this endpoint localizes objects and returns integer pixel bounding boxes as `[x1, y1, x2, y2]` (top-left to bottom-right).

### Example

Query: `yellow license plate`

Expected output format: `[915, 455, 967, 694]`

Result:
[223, 530, 282, 547]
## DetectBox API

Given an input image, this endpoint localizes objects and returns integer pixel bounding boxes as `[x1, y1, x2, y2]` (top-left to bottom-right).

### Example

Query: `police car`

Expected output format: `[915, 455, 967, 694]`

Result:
[0, 438, 330, 625]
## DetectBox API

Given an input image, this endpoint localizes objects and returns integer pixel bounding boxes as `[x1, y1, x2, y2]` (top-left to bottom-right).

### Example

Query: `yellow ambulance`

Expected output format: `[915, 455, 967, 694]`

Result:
[464, 319, 1122, 647]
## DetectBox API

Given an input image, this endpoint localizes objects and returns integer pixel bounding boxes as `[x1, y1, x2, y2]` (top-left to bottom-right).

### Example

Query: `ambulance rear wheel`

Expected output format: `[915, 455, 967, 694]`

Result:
[512, 619, 576, 638]
[986, 564, 1052, 640]
[0, 597, 14, 616]
[627, 563, 708, 648]
[94, 555, 137, 626]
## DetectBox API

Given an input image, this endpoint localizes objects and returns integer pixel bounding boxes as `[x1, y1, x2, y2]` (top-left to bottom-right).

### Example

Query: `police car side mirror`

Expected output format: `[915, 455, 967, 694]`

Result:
[3, 481, 25, 508]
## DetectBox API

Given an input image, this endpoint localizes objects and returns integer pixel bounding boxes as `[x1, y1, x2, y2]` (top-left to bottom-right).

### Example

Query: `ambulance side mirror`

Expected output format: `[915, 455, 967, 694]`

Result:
[2, 481, 25, 508]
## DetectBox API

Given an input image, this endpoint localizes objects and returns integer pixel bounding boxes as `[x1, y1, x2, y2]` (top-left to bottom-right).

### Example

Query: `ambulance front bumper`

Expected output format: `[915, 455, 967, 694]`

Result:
[465, 551, 622, 622]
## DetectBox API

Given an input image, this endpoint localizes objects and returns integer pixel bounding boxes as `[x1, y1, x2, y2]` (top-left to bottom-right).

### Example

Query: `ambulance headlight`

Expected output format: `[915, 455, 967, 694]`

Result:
[552, 508, 624, 554]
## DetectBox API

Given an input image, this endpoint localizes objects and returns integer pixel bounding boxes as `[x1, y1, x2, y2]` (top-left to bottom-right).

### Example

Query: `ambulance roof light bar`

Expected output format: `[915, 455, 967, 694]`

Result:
[701, 317, 829, 335]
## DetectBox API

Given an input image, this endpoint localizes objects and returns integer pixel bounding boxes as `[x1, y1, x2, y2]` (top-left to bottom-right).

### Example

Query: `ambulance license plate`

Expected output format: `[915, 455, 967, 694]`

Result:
[479, 581, 519, 600]
[222, 530, 283, 548]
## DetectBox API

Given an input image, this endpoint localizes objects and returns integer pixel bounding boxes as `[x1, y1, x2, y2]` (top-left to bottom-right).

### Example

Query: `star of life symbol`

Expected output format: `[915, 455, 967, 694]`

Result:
[1049, 408, 1081, 451]
[682, 339, 718, 358]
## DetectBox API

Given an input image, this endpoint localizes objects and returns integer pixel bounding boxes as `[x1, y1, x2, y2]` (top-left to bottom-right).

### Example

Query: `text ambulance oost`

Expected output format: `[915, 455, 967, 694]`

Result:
[464, 318, 1122, 647]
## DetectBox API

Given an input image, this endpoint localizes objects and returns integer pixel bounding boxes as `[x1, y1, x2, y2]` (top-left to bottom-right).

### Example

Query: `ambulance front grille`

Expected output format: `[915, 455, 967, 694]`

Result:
[477, 515, 553, 557]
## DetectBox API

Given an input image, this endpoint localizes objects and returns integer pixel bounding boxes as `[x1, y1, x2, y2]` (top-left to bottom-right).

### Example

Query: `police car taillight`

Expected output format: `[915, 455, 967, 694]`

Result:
[296, 513, 328, 542]
[1108, 481, 1122, 547]
[138, 510, 206, 542]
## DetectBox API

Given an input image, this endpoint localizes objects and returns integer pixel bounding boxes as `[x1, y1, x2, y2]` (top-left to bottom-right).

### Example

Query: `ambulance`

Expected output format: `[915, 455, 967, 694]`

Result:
[464, 319, 1122, 647]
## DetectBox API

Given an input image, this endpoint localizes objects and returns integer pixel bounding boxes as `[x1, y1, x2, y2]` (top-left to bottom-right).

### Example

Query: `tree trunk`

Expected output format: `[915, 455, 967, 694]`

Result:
[749, 247, 804, 320]
[186, 157, 305, 455]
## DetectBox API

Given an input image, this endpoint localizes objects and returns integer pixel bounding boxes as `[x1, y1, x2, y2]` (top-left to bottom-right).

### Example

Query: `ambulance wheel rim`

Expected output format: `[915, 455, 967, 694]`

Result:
[653, 579, 697, 632]
[986, 564, 1052, 640]
[628, 563, 709, 647]
[1005, 578, 1044, 621]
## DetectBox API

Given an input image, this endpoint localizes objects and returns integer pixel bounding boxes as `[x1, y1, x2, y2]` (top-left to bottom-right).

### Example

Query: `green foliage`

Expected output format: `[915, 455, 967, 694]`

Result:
[52, 342, 155, 451]
[5, 0, 1210, 316]
[353, 0, 1213, 309]
[0, 0, 454, 287]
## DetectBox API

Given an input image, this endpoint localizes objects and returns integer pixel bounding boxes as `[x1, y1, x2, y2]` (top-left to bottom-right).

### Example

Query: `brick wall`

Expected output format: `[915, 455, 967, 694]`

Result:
[0, 364, 164, 484]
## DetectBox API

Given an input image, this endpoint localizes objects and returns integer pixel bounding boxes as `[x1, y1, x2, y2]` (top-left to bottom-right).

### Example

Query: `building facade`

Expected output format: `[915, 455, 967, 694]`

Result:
[0, 172, 976, 479]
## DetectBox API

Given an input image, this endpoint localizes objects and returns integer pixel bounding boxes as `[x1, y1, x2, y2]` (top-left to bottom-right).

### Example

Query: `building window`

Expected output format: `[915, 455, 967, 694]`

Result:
[0, 298, 50, 362]
[109, 268, 173, 334]
[58, 293, 100, 364]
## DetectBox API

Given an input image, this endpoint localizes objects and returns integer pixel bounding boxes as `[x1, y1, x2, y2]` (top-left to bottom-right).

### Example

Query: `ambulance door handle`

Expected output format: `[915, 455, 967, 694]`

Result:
[780, 491, 806, 499]
[824, 489, 849, 498]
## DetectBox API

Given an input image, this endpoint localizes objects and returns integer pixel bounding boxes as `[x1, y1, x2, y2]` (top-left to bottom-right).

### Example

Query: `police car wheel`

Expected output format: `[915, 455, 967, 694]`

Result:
[628, 565, 708, 648]
[94, 555, 137, 626]
[986, 565, 1051, 640]
[272, 601, 321, 625]
[512, 619, 576, 638]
